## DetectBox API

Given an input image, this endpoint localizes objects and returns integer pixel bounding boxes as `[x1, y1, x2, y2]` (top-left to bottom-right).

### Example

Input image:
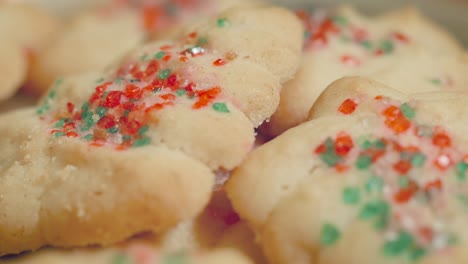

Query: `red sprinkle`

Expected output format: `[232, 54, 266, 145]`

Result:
[335, 132, 354, 156]
[66, 102, 75, 114]
[393, 160, 412, 175]
[213, 58, 227, 66]
[424, 179, 442, 192]
[341, 55, 361, 67]
[97, 115, 116, 129]
[394, 180, 418, 203]
[393, 32, 410, 43]
[338, 99, 358, 115]
[432, 132, 451, 148]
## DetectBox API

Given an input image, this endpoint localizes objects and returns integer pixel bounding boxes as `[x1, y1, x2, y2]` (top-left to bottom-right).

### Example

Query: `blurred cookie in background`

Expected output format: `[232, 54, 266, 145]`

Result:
[0, 2, 60, 101]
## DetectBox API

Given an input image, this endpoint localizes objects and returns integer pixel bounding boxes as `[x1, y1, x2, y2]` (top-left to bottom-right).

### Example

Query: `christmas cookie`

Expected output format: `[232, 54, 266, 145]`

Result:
[27, 0, 257, 95]
[227, 76, 468, 264]
[0, 5, 302, 256]
[0, 3, 59, 100]
[261, 6, 467, 136]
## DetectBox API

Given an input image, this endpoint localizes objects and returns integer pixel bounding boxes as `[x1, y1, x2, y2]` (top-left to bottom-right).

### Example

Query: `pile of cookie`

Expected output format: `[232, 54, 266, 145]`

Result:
[0, 1, 467, 264]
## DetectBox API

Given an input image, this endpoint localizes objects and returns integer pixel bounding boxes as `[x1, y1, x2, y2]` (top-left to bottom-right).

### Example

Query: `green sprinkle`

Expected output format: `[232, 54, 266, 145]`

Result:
[107, 127, 119, 134]
[197, 37, 208, 46]
[359, 200, 389, 220]
[375, 139, 386, 149]
[332, 15, 348, 25]
[54, 78, 63, 87]
[130, 79, 140, 83]
[163, 252, 187, 264]
[154, 51, 166, 59]
[217, 18, 229, 28]
[408, 247, 426, 261]
[411, 153, 426, 167]
[123, 110, 130, 117]
[360, 40, 372, 50]
[382, 232, 413, 257]
[398, 177, 409, 188]
[54, 118, 66, 128]
[304, 31, 312, 40]
[456, 162, 468, 181]
[83, 134, 94, 141]
[37, 104, 50, 114]
[365, 175, 384, 193]
[380, 40, 394, 53]
[133, 137, 151, 147]
[96, 106, 107, 118]
[159, 69, 171, 79]
[138, 125, 149, 135]
[48, 90, 56, 100]
[95, 77, 105, 83]
[342, 187, 361, 205]
[140, 53, 149, 61]
[111, 253, 132, 264]
[53, 131, 66, 138]
[430, 78, 441, 85]
[361, 140, 373, 150]
[175, 89, 187, 96]
[320, 223, 341, 246]
[123, 135, 132, 141]
[320, 151, 341, 167]
[212, 102, 230, 113]
[324, 137, 334, 149]
[448, 234, 459, 245]
[400, 103, 416, 119]
[81, 102, 90, 112]
[356, 155, 372, 170]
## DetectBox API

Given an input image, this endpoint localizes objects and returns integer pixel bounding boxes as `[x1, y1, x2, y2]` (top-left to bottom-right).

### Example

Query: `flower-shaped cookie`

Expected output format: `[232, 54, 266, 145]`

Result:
[0, 5, 303, 256]
[261, 6, 468, 136]
[227, 76, 468, 264]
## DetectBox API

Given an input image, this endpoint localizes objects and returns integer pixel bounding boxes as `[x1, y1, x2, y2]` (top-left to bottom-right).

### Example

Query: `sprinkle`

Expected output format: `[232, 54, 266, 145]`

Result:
[82, 134, 94, 141]
[382, 232, 413, 257]
[334, 132, 354, 156]
[213, 58, 227, 66]
[355, 155, 372, 170]
[365, 175, 384, 193]
[410, 153, 426, 167]
[400, 103, 415, 119]
[112, 253, 132, 264]
[359, 200, 389, 220]
[53, 131, 66, 138]
[217, 18, 229, 28]
[342, 187, 361, 204]
[133, 137, 151, 147]
[158, 69, 171, 79]
[456, 162, 468, 181]
[340, 55, 361, 67]
[320, 223, 341, 246]
[212, 102, 230, 113]
[434, 154, 452, 170]
[332, 15, 348, 25]
[154, 51, 166, 59]
[432, 132, 451, 148]
[338, 98, 358, 114]
[175, 89, 186, 96]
